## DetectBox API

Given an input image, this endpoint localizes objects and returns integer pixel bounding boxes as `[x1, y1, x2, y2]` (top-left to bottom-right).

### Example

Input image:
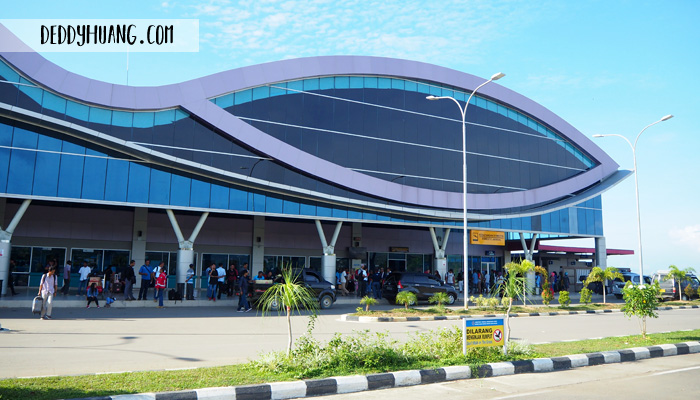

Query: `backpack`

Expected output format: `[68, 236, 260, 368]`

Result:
[168, 289, 182, 302]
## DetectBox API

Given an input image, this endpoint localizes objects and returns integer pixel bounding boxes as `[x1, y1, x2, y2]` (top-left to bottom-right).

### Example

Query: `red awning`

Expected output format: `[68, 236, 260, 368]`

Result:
[536, 244, 634, 256]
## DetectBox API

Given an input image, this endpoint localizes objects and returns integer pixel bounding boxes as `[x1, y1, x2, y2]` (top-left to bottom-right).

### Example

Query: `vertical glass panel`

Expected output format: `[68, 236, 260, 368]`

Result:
[104, 159, 129, 202]
[210, 184, 229, 209]
[349, 77, 363, 88]
[81, 149, 108, 200]
[31, 247, 66, 274]
[148, 169, 171, 205]
[190, 180, 211, 208]
[17, 78, 43, 111]
[112, 111, 133, 127]
[7, 128, 38, 194]
[266, 197, 283, 213]
[126, 163, 151, 203]
[32, 134, 62, 197]
[404, 80, 417, 92]
[217, 93, 234, 107]
[270, 85, 287, 97]
[0, 123, 13, 192]
[252, 86, 270, 100]
[229, 187, 247, 210]
[88, 107, 111, 124]
[303, 78, 319, 91]
[42, 92, 67, 115]
[363, 77, 378, 88]
[57, 141, 85, 198]
[234, 89, 253, 104]
[133, 112, 154, 128]
[252, 193, 265, 212]
[65, 101, 89, 121]
[286, 80, 303, 92]
[332, 208, 348, 219]
[299, 203, 316, 216]
[71, 249, 104, 272]
[169, 174, 191, 206]
[334, 76, 350, 89]
[283, 199, 300, 215]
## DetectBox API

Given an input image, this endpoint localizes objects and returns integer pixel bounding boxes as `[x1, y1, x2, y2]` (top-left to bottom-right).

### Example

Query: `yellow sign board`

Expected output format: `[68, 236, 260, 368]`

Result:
[470, 230, 505, 246]
[464, 318, 505, 351]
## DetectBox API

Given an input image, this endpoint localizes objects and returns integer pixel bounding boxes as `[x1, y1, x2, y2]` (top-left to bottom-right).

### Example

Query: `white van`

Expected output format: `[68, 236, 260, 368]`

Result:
[651, 270, 699, 301]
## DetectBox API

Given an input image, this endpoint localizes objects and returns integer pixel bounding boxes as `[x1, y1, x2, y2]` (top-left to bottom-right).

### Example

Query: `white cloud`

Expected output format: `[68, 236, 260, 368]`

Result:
[668, 225, 700, 253]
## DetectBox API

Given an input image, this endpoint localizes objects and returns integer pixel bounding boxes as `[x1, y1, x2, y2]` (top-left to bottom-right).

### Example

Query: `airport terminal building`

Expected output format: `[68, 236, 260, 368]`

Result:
[0, 25, 630, 294]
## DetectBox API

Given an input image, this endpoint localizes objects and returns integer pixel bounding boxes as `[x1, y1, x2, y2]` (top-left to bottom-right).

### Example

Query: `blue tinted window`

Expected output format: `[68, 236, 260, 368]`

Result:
[169, 174, 191, 206]
[7, 128, 38, 195]
[66, 101, 89, 121]
[216, 93, 234, 107]
[334, 76, 349, 89]
[154, 109, 175, 126]
[210, 184, 229, 209]
[235, 89, 252, 104]
[266, 197, 283, 213]
[349, 77, 363, 89]
[112, 111, 133, 128]
[283, 199, 300, 215]
[316, 205, 331, 217]
[319, 77, 334, 90]
[364, 77, 378, 88]
[252, 193, 265, 212]
[104, 159, 129, 202]
[190, 180, 211, 208]
[81, 149, 108, 200]
[0, 123, 12, 192]
[57, 142, 85, 198]
[229, 188, 247, 210]
[253, 86, 270, 100]
[348, 210, 362, 220]
[332, 208, 348, 218]
[148, 169, 171, 205]
[299, 203, 316, 216]
[126, 163, 150, 203]
[42, 92, 67, 115]
[89, 107, 111, 124]
[133, 112, 154, 128]
[303, 78, 319, 91]
[32, 135, 61, 197]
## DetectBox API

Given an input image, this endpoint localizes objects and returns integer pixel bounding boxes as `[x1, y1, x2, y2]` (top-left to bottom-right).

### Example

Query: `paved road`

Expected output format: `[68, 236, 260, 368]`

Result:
[313, 352, 700, 399]
[0, 304, 697, 379]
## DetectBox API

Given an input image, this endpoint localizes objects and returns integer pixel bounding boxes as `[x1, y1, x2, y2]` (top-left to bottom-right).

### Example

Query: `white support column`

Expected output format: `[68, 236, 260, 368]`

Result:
[0, 199, 31, 296]
[166, 209, 209, 293]
[316, 220, 343, 285]
[252, 216, 265, 273]
[595, 237, 607, 269]
[519, 232, 538, 294]
[430, 227, 451, 277]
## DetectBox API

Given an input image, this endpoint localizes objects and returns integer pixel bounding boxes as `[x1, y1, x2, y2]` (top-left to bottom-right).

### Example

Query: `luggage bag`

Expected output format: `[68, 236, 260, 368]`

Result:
[32, 296, 43, 314]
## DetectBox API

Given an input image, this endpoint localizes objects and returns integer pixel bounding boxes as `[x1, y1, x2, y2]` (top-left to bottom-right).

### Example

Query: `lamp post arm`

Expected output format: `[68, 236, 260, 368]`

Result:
[634, 119, 663, 149]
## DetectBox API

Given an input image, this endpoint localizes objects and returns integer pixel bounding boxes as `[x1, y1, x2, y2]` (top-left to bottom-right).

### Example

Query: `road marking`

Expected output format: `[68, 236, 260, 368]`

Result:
[492, 389, 555, 399]
[652, 366, 700, 376]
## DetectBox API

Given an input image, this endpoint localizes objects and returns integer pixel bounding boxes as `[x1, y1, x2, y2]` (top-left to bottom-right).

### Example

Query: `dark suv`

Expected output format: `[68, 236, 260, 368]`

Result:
[381, 272, 458, 305]
[250, 268, 336, 309]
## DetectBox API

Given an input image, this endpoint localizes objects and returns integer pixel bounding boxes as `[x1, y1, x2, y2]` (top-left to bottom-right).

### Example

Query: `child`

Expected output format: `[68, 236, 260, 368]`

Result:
[155, 268, 167, 308]
[87, 282, 100, 308]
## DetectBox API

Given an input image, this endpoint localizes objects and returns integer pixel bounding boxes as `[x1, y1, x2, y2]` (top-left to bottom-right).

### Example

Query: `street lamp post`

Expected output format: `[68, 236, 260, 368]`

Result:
[427, 72, 505, 309]
[593, 114, 673, 282]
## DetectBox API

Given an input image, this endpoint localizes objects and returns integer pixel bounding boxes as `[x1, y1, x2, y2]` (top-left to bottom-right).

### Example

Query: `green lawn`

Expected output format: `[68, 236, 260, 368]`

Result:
[1, 329, 698, 400]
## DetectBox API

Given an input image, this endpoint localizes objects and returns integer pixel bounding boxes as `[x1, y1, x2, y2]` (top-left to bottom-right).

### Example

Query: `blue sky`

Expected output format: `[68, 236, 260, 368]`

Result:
[4, 0, 699, 275]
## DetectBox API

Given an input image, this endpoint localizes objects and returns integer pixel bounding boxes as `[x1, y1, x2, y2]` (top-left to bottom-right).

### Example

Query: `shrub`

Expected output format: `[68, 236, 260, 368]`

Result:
[470, 295, 500, 310]
[558, 290, 570, 307]
[541, 287, 554, 306]
[622, 282, 660, 339]
[396, 291, 417, 309]
[579, 287, 592, 304]
[360, 296, 378, 312]
[430, 292, 450, 308]
[684, 284, 697, 300]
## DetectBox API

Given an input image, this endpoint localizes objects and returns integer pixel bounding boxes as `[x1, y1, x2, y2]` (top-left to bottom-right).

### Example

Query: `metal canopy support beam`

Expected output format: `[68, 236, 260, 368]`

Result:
[0, 199, 31, 296]
[165, 210, 209, 291]
[519, 232, 538, 294]
[430, 227, 451, 278]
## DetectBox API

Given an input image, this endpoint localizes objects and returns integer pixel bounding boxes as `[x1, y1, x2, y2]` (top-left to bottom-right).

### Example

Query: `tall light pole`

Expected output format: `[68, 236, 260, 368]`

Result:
[593, 114, 673, 282]
[427, 72, 505, 309]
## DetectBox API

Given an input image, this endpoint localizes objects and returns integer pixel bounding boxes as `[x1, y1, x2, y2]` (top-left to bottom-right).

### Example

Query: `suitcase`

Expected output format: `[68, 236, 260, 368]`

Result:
[32, 296, 43, 314]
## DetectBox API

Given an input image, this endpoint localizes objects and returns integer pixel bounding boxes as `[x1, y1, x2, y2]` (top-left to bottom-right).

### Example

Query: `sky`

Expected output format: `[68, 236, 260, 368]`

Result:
[3, 0, 699, 275]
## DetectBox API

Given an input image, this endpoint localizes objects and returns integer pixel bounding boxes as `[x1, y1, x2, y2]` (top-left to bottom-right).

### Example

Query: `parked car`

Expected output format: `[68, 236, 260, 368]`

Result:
[249, 268, 337, 310]
[611, 272, 651, 299]
[651, 270, 699, 301]
[381, 271, 458, 305]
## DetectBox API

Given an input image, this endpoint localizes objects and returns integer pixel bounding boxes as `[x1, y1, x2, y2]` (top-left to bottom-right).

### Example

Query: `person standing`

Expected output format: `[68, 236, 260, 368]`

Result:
[38, 265, 57, 319]
[8, 259, 18, 296]
[357, 265, 368, 298]
[137, 260, 152, 300]
[61, 261, 72, 295]
[155, 267, 167, 308]
[237, 269, 252, 312]
[484, 270, 491, 294]
[446, 269, 455, 289]
[152, 262, 165, 301]
[207, 263, 219, 301]
[226, 263, 238, 297]
[86, 282, 100, 308]
[77, 262, 91, 296]
[216, 263, 226, 300]
[123, 260, 136, 300]
[185, 264, 195, 300]
[339, 267, 349, 296]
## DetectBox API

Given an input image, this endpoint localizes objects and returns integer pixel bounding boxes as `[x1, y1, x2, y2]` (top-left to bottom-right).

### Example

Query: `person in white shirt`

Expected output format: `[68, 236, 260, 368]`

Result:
[339, 268, 350, 296]
[77, 262, 92, 296]
[38, 265, 58, 319]
[216, 263, 226, 300]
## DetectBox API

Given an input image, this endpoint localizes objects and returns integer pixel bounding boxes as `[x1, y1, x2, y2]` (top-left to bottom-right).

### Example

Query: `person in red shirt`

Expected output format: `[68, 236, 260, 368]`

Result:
[155, 268, 167, 308]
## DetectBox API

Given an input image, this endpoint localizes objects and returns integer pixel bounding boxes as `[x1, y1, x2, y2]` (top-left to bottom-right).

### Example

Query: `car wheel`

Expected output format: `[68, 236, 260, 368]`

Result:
[447, 293, 457, 305]
[319, 294, 333, 309]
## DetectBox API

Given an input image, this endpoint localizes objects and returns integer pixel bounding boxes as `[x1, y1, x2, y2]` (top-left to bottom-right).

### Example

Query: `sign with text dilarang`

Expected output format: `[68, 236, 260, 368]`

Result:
[469, 230, 505, 246]
[462, 318, 505, 354]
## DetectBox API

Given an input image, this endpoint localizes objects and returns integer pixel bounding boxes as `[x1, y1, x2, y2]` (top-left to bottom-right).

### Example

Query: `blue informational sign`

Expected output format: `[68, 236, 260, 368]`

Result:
[462, 318, 505, 354]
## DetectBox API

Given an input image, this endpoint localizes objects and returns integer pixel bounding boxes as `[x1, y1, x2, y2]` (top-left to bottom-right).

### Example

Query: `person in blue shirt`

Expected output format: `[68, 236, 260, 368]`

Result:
[86, 282, 100, 308]
[253, 271, 266, 281]
[137, 260, 153, 301]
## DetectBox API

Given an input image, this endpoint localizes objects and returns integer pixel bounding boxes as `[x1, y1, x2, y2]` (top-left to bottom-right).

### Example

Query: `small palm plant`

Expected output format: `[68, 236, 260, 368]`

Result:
[360, 296, 378, 312]
[499, 264, 525, 353]
[395, 291, 417, 310]
[257, 266, 319, 357]
[664, 265, 696, 300]
[584, 266, 624, 304]
[429, 292, 450, 312]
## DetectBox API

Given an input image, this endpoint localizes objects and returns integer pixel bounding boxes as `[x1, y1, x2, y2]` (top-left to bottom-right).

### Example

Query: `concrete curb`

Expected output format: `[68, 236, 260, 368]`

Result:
[340, 305, 700, 322]
[71, 341, 700, 400]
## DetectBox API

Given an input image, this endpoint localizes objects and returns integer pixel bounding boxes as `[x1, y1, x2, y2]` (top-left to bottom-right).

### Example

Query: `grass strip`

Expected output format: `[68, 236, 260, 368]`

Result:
[1, 329, 698, 400]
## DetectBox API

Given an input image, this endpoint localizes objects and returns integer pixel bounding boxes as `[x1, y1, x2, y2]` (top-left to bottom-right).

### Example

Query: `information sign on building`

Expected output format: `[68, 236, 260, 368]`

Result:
[470, 230, 505, 246]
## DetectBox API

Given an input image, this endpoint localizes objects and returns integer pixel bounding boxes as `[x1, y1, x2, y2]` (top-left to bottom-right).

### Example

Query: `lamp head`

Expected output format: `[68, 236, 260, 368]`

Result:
[426, 95, 438, 100]
[592, 134, 605, 138]
[491, 72, 505, 81]
[661, 114, 673, 121]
